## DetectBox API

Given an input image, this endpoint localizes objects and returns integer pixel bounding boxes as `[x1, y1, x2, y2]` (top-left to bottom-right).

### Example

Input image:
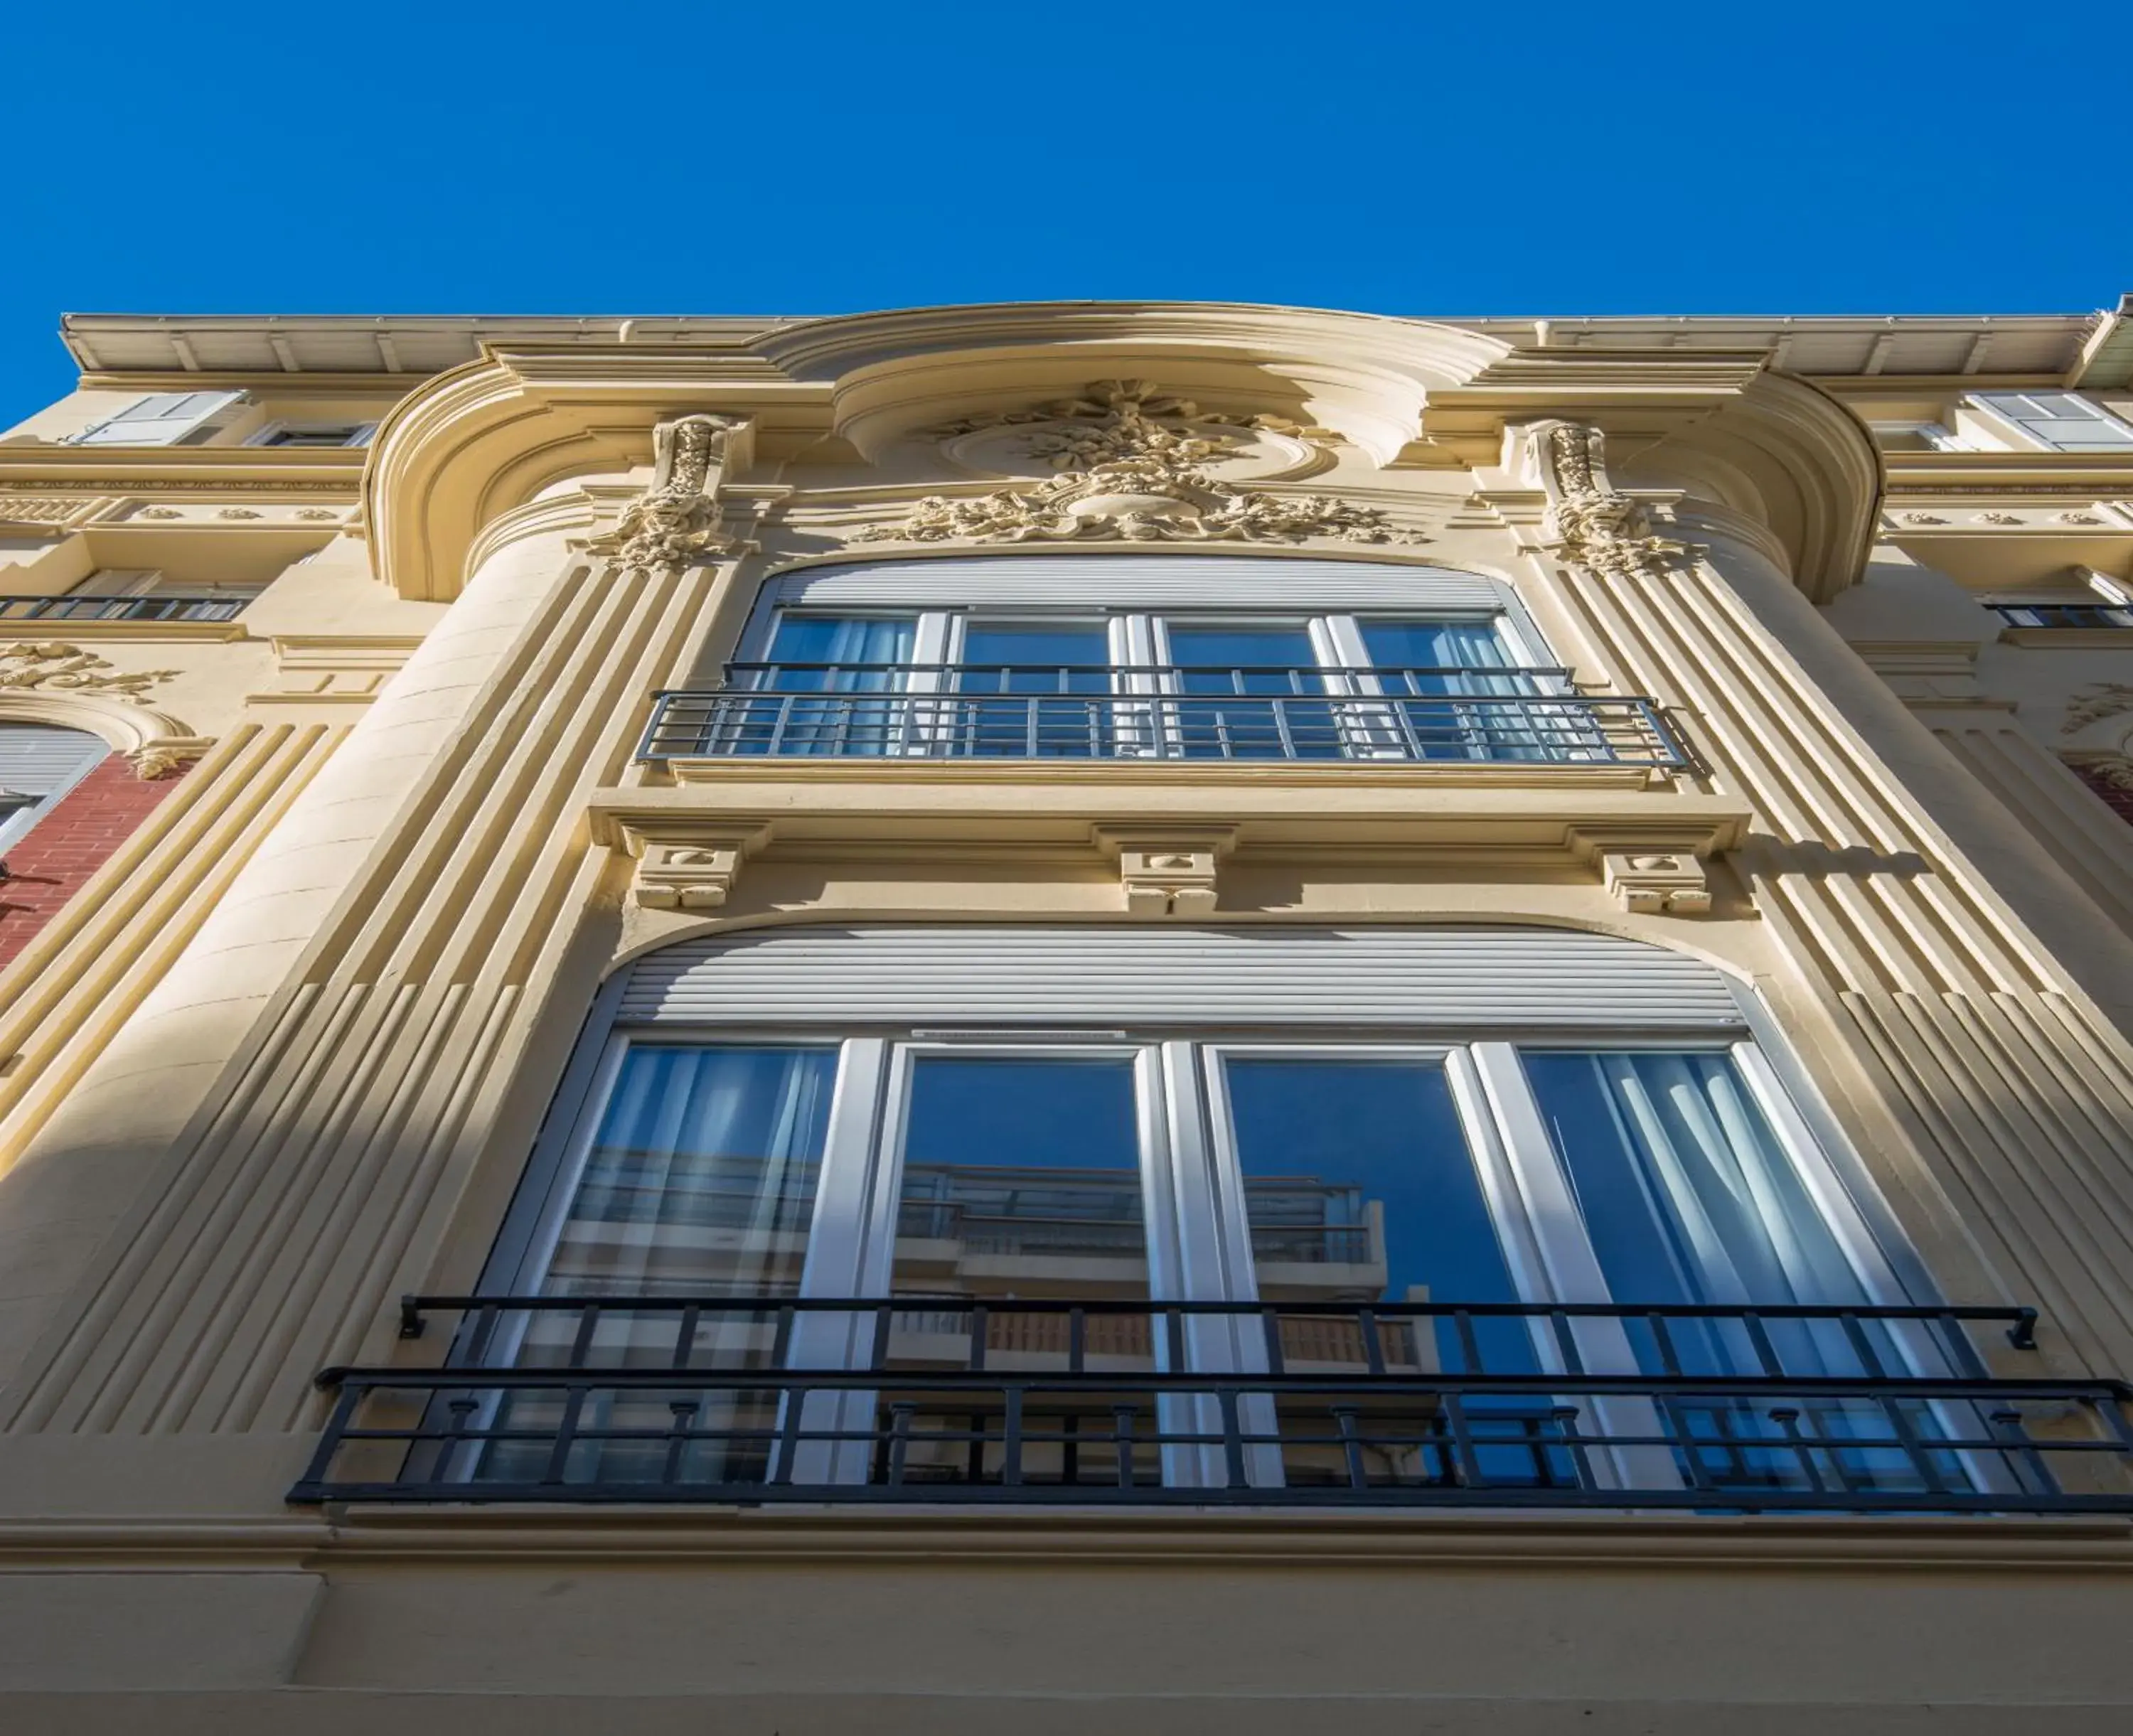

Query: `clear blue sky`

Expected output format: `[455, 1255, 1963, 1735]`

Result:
[7, 0, 2127, 428]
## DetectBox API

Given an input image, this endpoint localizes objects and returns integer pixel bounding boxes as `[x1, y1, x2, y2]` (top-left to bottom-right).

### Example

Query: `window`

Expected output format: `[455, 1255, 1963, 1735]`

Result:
[299, 926, 2107, 1510]
[0, 572, 261, 626]
[65, 391, 245, 447]
[246, 422, 376, 449]
[710, 606, 1630, 763]
[1868, 421, 1969, 453]
[0, 724, 107, 852]
[1969, 392, 2133, 452]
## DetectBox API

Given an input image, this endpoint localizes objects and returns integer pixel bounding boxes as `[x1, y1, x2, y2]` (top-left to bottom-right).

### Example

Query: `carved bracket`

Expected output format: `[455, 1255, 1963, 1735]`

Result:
[587, 413, 752, 575]
[1527, 420, 1696, 582]
[1095, 825, 1237, 917]
[128, 736, 215, 780]
[1568, 826, 1721, 915]
[618, 822, 771, 911]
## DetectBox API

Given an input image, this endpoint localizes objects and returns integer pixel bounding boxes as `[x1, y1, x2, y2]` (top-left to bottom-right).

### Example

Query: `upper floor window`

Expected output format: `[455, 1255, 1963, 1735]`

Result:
[0, 724, 107, 852]
[246, 421, 376, 449]
[65, 390, 245, 447]
[1868, 421, 1969, 453]
[0, 571, 260, 626]
[1968, 392, 2133, 453]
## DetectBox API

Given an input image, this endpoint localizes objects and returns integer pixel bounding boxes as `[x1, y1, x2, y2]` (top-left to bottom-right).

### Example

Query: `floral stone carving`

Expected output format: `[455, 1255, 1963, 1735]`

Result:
[862, 378, 1419, 547]
[1536, 423, 1691, 582]
[0, 643, 174, 697]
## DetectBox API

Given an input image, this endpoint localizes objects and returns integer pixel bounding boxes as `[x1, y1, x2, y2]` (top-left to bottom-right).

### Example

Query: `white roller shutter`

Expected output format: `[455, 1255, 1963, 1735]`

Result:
[618, 925, 1743, 1032]
[766, 555, 1512, 614]
[0, 725, 108, 851]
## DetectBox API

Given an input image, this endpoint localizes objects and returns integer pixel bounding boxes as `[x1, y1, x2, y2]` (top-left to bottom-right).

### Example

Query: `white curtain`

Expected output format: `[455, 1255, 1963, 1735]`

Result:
[1536, 1051, 1874, 1377]
[544, 1044, 838, 1302]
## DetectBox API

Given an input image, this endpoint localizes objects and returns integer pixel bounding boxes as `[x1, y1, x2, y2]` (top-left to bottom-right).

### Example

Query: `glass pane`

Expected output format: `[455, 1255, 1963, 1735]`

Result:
[540, 1044, 839, 1303]
[1222, 1057, 1529, 1360]
[481, 1044, 839, 1489]
[743, 615, 918, 755]
[1358, 618, 1574, 761]
[894, 1054, 1146, 1297]
[954, 621, 1112, 757]
[1522, 1050, 1962, 1497]
[885, 1053, 1156, 1489]
[1165, 622, 1335, 759]
[1222, 1056, 1557, 1492]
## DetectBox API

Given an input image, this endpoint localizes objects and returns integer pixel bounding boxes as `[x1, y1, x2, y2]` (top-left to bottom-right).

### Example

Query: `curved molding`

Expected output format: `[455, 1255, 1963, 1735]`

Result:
[0, 689, 208, 776]
[600, 906, 1760, 981]
[1615, 371, 1882, 600]
[759, 301, 1514, 466]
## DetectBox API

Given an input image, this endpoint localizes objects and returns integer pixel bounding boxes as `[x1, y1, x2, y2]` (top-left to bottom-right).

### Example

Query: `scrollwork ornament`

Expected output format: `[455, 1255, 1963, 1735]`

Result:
[860, 453, 1422, 547]
[2063, 684, 2133, 736]
[1537, 423, 1693, 581]
[588, 413, 749, 574]
[0, 642, 173, 697]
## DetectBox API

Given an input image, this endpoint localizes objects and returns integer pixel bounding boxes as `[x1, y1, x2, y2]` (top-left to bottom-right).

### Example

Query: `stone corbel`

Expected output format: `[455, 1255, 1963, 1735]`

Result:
[1523, 419, 1694, 581]
[128, 735, 215, 780]
[586, 412, 754, 575]
[1094, 825, 1237, 916]
[1568, 825, 1721, 915]
[618, 821, 771, 911]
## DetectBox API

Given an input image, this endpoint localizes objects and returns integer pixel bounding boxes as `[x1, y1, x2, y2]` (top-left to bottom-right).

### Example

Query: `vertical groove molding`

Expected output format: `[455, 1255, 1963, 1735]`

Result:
[0, 520, 589, 1420]
[1546, 519, 2133, 1371]
[3, 527, 720, 1434]
[0, 722, 343, 1171]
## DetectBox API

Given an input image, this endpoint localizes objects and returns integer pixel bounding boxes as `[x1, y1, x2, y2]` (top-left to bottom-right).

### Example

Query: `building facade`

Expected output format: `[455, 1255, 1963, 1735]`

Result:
[2, 299, 2133, 1730]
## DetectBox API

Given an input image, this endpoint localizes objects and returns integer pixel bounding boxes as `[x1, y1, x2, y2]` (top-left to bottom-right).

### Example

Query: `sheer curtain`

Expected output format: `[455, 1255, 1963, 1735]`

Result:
[1359, 619, 1563, 762]
[746, 615, 918, 754]
[545, 1044, 839, 1301]
[484, 1044, 839, 1488]
[1526, 1050, 1873, 1373]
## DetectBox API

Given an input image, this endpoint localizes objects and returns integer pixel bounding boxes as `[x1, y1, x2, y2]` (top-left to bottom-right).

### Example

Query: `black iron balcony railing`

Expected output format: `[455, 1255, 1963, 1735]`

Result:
[0, 594, 251, 623]
[637, 665, 1691, 768]
[289, 1295, 2133, 1513]
[1989, 602, 2133, 630]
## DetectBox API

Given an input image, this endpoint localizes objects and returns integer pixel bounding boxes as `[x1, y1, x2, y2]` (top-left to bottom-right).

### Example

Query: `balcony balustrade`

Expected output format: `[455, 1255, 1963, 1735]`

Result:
[638, 664, 1692, 768]
[0, 594, 251, 623]
[291, 1295, 2133, 1513]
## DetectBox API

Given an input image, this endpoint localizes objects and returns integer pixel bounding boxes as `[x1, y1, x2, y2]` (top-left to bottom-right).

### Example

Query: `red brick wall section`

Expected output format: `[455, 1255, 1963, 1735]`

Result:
[0, 756, 188, 972]
[2072, 763, 2133, 829]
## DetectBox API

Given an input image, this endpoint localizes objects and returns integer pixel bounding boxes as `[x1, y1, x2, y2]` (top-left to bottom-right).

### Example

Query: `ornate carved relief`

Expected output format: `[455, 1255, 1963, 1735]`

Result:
[2063, 685, 2133, 735]
[588, 413, 749, 574]
[128, 737, 214, 779]
[936, 378, 1303, 465]
[0, 497, 85, 528]
[860, 378, 1417, 548]
[1533, 422, 1691, 580]
[2062, 750, 2133, 792]
[0, 643, 173, 697]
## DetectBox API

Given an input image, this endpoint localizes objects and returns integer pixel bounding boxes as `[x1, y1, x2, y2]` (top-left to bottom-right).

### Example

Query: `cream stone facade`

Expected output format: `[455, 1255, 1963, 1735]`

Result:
[1, 300, 2133, 1729]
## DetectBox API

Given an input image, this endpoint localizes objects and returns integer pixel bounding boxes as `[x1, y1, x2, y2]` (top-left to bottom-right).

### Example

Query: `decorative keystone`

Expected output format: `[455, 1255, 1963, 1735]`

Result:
[1094, 826, 1237, 917]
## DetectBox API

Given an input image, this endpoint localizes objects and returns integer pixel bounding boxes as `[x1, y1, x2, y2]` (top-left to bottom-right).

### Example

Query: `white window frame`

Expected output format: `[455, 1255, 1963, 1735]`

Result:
[743, 604, 1555, 761]
[245, 420, 378, 449]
